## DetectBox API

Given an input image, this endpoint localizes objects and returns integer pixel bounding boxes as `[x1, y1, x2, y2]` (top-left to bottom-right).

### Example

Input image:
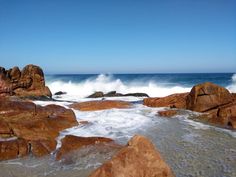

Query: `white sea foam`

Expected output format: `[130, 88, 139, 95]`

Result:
[227, 73, 236, 93]
[58, 104, 165, 143]
[47, 74, 191, 99]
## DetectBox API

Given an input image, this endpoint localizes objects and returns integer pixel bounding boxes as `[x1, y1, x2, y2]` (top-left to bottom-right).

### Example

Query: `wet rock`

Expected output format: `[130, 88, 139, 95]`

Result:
[186, 82, 232, 112]
[0, 64, 52, 98]
[89, 135, 175, 177]
[144, 93, 188, 109]
[54, 91, 67, 95]
[201, 102, 236, 129]
[56, 135, 114, 160]
[158, 110, 178, 117]
[0, 138, 29, 161]
[105, 91, 123, 97]
[69, 100, 131, 111]
[124, 93, 149, 97]
[0, 99, 78, 160]
[87, 91, 149, 98]
[30, 139, 57, 157]
[87, 91, 104, 98]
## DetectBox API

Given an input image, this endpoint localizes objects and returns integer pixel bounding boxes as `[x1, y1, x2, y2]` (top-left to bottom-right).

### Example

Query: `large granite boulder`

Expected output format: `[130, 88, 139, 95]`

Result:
[0, 64, 51, 98]
[143, 93, 188, 109]
[0, 98, 78, 161]
[69, 100, 131, 111]
[186, 82, 232, 112]
[56, 135, 114, 160]
[89, 135, 175, 177]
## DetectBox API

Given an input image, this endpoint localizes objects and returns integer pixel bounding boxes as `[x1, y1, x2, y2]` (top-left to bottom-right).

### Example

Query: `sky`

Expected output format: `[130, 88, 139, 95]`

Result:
[0, 0, 235, 74]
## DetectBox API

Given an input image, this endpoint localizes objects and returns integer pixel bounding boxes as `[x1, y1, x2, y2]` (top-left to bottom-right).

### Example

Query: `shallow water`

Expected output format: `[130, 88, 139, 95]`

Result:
[1, 98, 236, 177]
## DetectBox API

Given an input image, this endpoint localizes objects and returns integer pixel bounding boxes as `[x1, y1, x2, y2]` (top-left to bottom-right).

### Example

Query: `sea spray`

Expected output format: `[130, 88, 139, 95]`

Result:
[47, 74, 191, 98]
[227, 73, 236, 93]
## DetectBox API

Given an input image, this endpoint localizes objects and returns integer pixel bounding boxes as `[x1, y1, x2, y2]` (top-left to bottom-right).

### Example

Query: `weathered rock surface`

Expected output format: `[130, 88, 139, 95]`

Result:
[158, 110, 178, 117]
[56, 135, 114, 160]
[199, 102, 236, 129]
[69, 100, 131, 111]
[0, 64, 51, 98]
[89, 135, 175, 177]
[144, 93, 188, 109]
[0, 98, 78, 160]
[0, 138, 29, 161]
[87, 91, 149, 98]
[186, 82, 232, 112]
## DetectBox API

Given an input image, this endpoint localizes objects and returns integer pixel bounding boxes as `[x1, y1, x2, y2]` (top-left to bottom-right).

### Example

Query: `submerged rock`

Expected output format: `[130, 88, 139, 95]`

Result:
[89, 135, 175, 177]
[0, 64, 51, 98]
[0, 98, 78, 161]
[56, 135, 114, 160]
[69, 100, 131, 111]
[158, 110, 178, 117]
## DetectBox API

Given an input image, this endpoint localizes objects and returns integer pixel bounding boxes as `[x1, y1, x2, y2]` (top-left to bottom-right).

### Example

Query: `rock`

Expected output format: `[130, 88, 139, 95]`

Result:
[89, 135, 175, 177]
[124, 93, 149, 97]
[69, 100, 131, 111]
[158, 110, 178, 117]
[87, 91, 149, 98]
[9, 66, 21, 81]
[0, 138, 29, 161]
[0, 98, 78, 160]
[186, 82, 232, 112]
[54, 91, 67, 95]
[56, 135, 114, 160]
[104, 91, 123, 97]
[0, 64, 52, 98]
[144, 93, 188, 109]
[200, 102, 236, 129]
[105, 91, 117, 96]
[30, 139, 57, 157]
[87, 91, 104, 98]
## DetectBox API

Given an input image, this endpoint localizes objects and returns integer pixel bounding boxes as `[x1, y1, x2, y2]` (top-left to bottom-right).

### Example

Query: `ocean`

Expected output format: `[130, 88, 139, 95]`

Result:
[46, 73, 236, 99]
[1, 73, 236, 177]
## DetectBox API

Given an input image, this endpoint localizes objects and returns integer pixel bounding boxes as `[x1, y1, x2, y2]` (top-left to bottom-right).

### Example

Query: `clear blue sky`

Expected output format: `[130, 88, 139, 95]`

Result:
[0, 0, 235, 74]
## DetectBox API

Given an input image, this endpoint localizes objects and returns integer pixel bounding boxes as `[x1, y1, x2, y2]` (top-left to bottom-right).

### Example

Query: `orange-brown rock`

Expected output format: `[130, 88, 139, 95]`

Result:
[0, 99, 78, 160]
[56, 135, 113, 160]
[69, 100, 131, 111]
[0, 64, 51, 98]
[0, 138, 28, 161]
[158, 110, 178, 117]
[201, 102, 236, 129]
[30, 139, 57, 157]
[89, 135, 175, 177]
[144, 93, 188, 109]
[186, 82, 232, 112]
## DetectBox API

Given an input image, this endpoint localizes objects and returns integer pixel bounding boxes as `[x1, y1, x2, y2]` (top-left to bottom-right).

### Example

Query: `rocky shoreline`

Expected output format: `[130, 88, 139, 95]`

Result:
[0, 65, 235, 177]
[144, 82, 236, 129]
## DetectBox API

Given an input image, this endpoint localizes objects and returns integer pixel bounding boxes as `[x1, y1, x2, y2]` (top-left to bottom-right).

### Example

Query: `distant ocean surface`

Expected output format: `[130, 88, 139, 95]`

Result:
[46, 73, 236, 98]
